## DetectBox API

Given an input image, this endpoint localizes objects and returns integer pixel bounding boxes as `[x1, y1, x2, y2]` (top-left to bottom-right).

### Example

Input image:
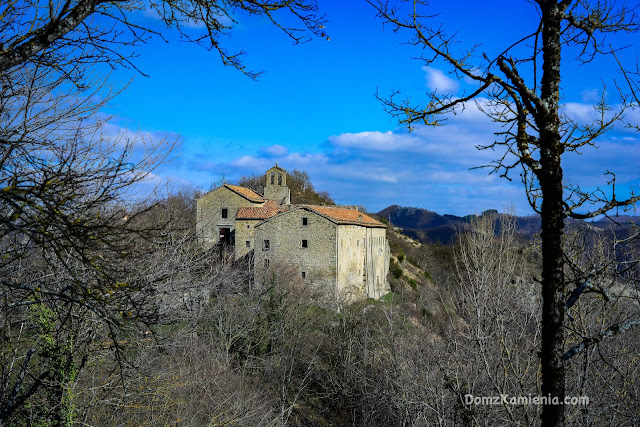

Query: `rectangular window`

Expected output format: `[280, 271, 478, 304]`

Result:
[301, 239, 308, 248]
[302, 217, 308, 226]
[265, 259, 270, 268]
[263, 240, 270, 251]
[301, 271, 306, 279]
[221, 208, 228, 218]
[246, 240, 251, 248]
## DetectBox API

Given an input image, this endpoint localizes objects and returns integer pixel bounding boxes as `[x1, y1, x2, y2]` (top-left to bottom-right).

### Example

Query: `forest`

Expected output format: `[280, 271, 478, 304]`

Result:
[2, 176, 640, 425]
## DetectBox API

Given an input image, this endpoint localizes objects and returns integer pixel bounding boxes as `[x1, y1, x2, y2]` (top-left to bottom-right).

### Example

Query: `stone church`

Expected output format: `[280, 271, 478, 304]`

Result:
[196, 165, 390, 302]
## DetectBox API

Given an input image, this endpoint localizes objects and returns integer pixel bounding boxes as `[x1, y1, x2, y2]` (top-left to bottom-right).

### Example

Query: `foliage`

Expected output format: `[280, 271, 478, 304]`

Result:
[237, 169, 335, 205]
[389, 259, 403, 279]
[0, 64, 167, 423]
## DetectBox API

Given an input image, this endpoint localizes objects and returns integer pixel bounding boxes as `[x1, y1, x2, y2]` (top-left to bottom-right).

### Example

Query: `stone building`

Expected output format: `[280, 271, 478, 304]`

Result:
[196, 165, 390, 302]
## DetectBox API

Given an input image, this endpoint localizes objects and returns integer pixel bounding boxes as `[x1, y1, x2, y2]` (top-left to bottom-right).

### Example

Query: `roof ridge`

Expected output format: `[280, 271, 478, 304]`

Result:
[255, 204, 385, 228]
[223, 184, 265, 202]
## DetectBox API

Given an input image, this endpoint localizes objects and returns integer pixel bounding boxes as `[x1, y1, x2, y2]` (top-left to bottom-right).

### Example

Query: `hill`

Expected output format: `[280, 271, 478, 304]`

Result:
[377, 205, 639, 245]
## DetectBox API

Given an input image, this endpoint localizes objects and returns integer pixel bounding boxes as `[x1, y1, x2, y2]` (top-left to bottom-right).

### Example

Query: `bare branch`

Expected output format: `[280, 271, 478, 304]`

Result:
[562, 318, 640, 360]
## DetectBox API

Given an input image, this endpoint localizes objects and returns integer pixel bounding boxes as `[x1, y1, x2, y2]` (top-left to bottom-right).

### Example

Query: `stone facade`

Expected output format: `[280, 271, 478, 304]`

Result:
[253, 207, 338, 294]
[336, 225, 389, 301]
[196, 165, 390, 303]
[196, 184, 265, 246]
[263, 164, 290, 204]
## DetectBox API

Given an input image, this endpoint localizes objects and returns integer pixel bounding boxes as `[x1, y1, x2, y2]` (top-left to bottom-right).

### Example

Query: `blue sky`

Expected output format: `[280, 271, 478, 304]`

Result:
[102, 0, 640, 216]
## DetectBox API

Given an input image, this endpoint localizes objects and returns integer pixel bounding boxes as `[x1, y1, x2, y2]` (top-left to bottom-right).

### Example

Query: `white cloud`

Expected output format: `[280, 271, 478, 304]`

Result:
[562, 102, 601, 123]
[154, 99, 640, 216]
[190, 105, 528, 214]
[580, 88, 600, 103]
[422, 66, 460, 94]
[258, 144, 289, 157]
[329, 130, 419, 152]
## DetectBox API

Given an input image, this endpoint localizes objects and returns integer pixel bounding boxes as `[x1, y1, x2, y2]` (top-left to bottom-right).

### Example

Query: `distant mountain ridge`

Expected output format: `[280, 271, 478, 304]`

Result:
[377, 205, 639, 245]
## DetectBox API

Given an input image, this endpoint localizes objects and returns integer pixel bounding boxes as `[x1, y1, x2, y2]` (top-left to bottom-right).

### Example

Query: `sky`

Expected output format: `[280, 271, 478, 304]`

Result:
[101, 0, 640, 216]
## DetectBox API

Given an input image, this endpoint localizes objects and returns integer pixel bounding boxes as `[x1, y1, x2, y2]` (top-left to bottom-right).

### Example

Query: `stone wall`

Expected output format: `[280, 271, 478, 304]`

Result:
[364, 227, 391, 299]
[264, 166, 291, 204]
[234, 218, 261, 259]
[196, 171, 390, 306]
[253, 207, 337, 297]
[336, 226, 390, 301]
[196, 187, 262, 246]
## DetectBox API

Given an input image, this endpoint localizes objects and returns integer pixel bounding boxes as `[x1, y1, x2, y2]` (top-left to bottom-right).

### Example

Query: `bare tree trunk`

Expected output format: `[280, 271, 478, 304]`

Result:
[539, 3, 566, 425]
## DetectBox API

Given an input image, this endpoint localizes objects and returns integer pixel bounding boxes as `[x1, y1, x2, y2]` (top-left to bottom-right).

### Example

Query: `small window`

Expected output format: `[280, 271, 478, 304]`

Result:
[264, 259, 270, 268]
[302, 217, 308, 226]
[246, 240, 250, 248]
[263, 240, 270, 251]
[270, 172, 275, 185]
[301, 271, 306, 279]
[301, 240, 308, 248]
[221, 208, 228, 218]
[246, 224, 250, 229]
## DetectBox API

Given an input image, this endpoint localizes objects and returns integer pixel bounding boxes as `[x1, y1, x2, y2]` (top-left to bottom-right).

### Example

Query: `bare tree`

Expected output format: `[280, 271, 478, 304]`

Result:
[0, 0, 326, 80]
[453, 212, 541, 424]
[0, 61, 170, 424]
[0, 0, 326, 423]
[368, 0, 640, 424]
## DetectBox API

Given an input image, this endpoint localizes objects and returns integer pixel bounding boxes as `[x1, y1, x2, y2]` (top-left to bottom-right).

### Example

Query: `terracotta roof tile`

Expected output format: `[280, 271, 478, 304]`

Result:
[237, 206, 289, 220]
[262, 199, 280, 208]
[224, 184, 264, 203]
[301, 205, 386, 228]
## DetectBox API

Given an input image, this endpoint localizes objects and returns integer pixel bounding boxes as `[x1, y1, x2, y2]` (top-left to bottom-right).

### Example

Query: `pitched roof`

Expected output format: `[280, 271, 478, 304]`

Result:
[268, 164, 287, 173]
[252, 205, 385, 228]
[302, 205, 386, 228]
[223, 184, 265, 203]
[236, 205, 289, 220]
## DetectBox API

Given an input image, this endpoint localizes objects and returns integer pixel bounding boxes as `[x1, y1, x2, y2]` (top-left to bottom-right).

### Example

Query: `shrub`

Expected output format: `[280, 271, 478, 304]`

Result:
[390, 261, 403, 279]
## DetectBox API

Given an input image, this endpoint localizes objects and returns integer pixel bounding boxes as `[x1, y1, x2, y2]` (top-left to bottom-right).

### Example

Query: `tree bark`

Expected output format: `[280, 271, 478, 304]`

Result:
[0, 0, 107, 73]
[538, 2, 566, 425]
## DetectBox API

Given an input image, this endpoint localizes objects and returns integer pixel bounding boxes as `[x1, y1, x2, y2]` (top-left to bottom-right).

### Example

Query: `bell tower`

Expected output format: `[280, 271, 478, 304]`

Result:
[264, 164, 291, 205]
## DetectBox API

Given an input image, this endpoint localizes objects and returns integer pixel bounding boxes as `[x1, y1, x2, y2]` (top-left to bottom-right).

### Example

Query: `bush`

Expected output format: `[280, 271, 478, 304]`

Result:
[390, 261, 403, 279]
[381, 292, 396, 302]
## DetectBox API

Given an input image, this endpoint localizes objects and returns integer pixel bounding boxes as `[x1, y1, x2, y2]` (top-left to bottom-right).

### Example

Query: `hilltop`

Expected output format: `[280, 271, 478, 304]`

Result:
[377, 205, 640, 245]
